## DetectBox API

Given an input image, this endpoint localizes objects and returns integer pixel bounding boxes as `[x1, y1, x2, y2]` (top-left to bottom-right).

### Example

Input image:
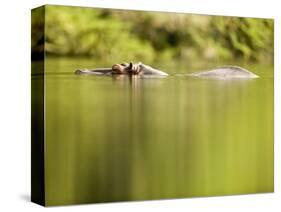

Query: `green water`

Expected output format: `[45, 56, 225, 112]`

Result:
[33, 58, 274, 205]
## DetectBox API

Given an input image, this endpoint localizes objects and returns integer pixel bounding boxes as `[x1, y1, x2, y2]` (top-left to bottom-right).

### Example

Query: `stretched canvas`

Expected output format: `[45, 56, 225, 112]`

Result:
[31, 5, 274, 206]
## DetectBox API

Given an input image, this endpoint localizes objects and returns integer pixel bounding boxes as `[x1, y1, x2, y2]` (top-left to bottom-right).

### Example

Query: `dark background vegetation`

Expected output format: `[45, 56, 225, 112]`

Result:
[32, 5, 274, 65]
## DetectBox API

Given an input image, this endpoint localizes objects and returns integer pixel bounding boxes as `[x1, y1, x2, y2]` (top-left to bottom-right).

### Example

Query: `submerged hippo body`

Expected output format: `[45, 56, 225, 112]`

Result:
[189, 66, 259, 79]
[75, 62, 168, 76]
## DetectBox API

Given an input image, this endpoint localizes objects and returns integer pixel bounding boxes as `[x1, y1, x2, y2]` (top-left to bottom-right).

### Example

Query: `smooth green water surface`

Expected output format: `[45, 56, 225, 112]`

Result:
[35, 58, 274, 205]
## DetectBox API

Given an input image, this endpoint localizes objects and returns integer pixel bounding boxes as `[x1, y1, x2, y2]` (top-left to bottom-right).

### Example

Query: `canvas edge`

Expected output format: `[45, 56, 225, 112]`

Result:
[31, 5, 46, 207]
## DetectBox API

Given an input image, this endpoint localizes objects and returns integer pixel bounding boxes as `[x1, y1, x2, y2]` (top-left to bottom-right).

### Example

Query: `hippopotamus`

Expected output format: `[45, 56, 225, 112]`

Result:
[188, 66, 259, 79]
[75, 62, 168, 76]
[75, 63, 259, 79]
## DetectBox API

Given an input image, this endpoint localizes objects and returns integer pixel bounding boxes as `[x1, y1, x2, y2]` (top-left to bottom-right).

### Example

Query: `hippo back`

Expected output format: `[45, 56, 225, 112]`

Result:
[190, 66, 259, 79]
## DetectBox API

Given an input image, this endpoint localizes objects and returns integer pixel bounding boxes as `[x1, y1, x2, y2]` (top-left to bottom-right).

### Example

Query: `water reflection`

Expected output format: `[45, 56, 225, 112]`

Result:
[40, 64, 273, 205]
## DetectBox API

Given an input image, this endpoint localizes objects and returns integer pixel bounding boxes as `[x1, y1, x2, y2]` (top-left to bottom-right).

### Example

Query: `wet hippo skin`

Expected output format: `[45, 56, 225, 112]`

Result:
[188, 66, 259, 79]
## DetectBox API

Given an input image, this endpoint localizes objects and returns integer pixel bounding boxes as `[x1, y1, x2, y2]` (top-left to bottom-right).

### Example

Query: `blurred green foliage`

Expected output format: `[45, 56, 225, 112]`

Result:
[33, 5, 273, 63]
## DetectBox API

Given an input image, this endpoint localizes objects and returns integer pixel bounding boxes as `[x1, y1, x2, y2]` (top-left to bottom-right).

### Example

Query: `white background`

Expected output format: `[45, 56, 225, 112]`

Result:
[0, 0, 279, 211]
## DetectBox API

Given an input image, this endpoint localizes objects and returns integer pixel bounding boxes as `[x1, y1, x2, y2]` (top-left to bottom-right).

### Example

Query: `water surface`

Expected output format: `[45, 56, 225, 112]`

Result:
[33, 58, 274, 205]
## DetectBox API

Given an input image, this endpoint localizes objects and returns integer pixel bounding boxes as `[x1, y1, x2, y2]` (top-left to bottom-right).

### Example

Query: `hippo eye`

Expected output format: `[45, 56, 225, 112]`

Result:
[111, 66, 118, 73]
[112, 66, 123, 74]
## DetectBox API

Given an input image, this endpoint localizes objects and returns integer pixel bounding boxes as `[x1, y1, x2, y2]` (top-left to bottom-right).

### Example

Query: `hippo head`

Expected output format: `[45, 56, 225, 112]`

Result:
[112, 62, 140, 75]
